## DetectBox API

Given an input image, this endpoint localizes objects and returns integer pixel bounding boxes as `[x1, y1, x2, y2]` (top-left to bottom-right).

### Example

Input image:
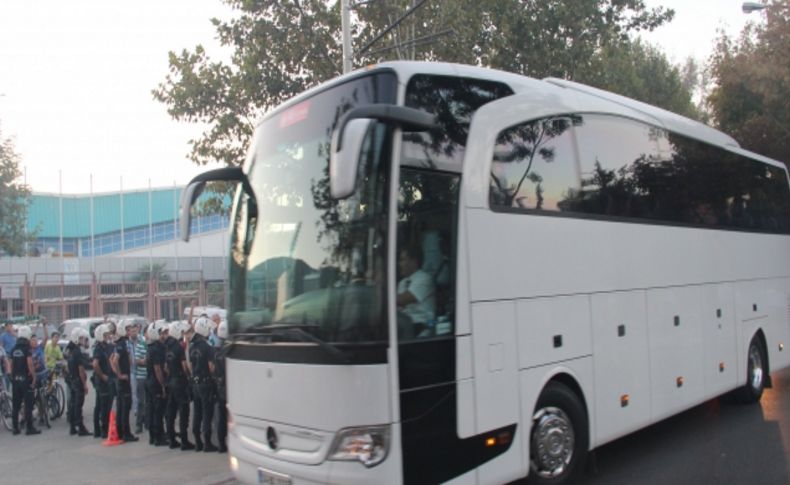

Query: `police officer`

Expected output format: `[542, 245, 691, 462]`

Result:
[145, 321, 168, 446]
[92, 324, 115, 439]
[9, 325, 41, 436]
[215, 320, 229, 453]
[110, 319, 138, 442]
[190, 317, 217, 452]
[66, 327, 91, 436]
[165, 320, 195, 450]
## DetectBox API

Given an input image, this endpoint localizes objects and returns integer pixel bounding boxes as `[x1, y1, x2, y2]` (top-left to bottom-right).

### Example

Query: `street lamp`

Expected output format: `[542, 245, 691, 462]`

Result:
[742, 2, 767, 13]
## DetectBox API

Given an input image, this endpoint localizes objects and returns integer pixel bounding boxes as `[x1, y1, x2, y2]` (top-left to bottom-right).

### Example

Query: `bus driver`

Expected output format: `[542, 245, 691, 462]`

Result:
[396, 245, 436, 338]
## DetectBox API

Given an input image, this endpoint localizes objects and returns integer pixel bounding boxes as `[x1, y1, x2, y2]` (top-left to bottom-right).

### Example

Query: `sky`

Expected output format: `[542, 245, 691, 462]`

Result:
[0, 0, 766, 194]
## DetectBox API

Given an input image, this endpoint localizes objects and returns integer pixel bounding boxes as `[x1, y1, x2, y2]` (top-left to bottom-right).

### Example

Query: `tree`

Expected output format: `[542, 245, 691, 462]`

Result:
[0, 126, 32, 256]
[707, 0, 790, 165]
[154, 0, 681, 169]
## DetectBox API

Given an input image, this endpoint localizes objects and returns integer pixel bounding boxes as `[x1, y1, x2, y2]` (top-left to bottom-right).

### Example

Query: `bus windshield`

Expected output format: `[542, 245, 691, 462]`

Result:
[227, 72, 396, 359]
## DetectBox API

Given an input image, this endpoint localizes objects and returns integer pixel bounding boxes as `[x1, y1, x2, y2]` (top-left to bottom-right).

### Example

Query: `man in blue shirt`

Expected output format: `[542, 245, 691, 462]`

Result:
[1, 323, 16, 354]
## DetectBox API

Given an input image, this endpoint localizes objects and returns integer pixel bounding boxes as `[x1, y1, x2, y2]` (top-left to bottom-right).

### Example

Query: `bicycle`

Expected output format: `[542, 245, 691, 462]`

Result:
[45, 363, 67, 420]
[0, 377, 12, 432]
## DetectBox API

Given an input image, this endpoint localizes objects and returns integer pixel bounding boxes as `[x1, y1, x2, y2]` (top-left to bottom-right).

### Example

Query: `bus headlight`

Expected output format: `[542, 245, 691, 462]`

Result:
[327, 425, 390, 467]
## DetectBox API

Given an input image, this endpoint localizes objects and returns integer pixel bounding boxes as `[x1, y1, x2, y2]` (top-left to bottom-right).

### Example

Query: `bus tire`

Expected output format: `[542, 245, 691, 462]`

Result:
[737, 335, 767, 404]
[526, 381, 588, 485]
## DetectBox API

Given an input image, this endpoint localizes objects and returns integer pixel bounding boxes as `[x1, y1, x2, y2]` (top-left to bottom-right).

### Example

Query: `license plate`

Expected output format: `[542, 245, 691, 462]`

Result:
[258, 468, 292, 485]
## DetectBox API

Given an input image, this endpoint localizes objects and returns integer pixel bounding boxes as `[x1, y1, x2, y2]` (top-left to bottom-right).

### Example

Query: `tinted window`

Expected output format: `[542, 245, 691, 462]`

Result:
[403, 75, 513, 171]
[489, 113, 790, 233]
[490, 116, 581, 210]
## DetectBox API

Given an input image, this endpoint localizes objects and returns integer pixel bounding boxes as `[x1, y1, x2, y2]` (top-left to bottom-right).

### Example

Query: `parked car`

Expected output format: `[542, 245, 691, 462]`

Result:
[57, 317, 104, 351]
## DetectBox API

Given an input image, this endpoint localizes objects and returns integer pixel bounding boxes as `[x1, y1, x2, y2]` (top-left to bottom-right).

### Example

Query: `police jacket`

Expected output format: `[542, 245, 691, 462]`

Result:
[164, 337, 187, 385]
[189, 334, 214, 381]
[11, 338, 32, 380]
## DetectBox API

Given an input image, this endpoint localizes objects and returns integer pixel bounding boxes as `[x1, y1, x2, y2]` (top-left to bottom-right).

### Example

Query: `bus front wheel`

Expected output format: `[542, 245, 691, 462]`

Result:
[527, 381, 588, 485]
[737, 335, 767, 404]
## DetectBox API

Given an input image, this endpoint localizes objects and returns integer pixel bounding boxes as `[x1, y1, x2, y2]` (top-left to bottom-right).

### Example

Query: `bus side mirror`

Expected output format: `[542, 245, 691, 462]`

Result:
[329, 105, 438, 200]
[330, 118, 373, 200]
[179, 166, 255, 242]
[179, 181, 206, 242]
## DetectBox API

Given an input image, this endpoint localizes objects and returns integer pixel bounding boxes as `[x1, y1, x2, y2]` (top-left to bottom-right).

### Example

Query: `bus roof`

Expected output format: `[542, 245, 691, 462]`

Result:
[261, 61, 787, 172]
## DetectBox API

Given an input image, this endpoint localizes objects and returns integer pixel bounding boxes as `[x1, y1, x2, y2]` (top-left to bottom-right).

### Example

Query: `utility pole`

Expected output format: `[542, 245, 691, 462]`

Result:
[341, 0, 353, 73]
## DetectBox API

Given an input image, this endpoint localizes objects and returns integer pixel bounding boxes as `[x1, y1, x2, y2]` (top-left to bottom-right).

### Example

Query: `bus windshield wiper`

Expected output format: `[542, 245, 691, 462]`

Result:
[232, 323, 350, 363]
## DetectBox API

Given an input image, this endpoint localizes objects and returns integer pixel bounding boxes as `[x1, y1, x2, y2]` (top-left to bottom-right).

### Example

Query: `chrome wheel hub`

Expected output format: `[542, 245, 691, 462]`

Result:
[749, 345, 764, 390]
[531, 406, 574, 478]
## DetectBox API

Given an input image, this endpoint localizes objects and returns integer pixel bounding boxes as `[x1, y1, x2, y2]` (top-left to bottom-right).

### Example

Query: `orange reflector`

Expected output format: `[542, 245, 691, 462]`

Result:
[719, 362, 725, 372]
[677, 376, 684, 387]
[486, 437, 496, 447]
[621, 394, 629, 407]
[497, 431, 512, 446]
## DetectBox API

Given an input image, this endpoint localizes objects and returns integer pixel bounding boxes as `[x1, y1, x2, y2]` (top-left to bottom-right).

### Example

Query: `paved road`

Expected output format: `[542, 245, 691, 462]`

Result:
[2, 369, 789, 484]
[0, 383, 234, 485]
[577, 367, 790, 485]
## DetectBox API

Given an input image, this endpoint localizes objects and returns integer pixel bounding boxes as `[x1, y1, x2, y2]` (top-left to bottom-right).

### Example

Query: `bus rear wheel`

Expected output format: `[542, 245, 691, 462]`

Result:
[737, 336, 767, 404]
[527, 382, 588, 485]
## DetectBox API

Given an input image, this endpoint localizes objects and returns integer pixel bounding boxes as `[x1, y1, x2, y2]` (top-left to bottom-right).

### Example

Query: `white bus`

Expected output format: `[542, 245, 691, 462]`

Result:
[180, 62, 790, 485]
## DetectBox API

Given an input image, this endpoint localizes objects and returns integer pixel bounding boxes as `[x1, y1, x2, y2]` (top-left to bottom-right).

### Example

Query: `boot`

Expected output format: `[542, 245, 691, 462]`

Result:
[194, 438, 204, 452]
[70, 427, 78, 436]
[181, 440, 196, 451]
[203, 437, 218, 453]
[12, 428, 21, 436]
[26, 427, 41, 435]
[78, 425, 92, 437]
[123, 433, 140, 442]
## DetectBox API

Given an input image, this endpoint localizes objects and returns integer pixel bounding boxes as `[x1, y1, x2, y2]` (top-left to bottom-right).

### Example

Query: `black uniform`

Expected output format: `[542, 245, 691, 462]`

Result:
[114, 336, 135, 440]
[146, 340, 167, 445]
[92, 341, 115, 438]
[189, 333, 216, 451]
[66, 342, 90, 434]
[165, 336, 191, 449]
[10, 338, 38, 434]
[214, 343, 228, 453]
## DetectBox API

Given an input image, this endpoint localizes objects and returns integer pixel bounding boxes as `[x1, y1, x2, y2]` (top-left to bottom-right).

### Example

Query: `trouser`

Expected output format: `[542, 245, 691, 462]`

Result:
[135, 377, 146, 428]
[146, 378, 166, 442]
[11, 378, 33, 432]
[166, 380, 190, 443]
[116, 379, 132, 438]
[192, 381, 215, 445]
[216, 392, 227, 447]
[97, 380, 114, 437]
[68, 380, 86, 430]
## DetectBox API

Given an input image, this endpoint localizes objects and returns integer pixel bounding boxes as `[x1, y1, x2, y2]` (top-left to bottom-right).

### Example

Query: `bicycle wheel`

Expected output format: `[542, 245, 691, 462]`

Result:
[37, 390, 50, 429]
[49, 382, 66, 419]
[47, 393, 60, 421]
[0, 393, 12, 431]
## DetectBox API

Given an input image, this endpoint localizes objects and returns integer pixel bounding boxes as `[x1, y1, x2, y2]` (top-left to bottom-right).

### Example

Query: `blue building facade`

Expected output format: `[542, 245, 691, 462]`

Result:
[25, 187, 230, 257]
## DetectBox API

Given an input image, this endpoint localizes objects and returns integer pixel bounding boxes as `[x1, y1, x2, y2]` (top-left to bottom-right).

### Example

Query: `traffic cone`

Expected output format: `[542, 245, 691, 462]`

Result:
[102, 410, 125, 447]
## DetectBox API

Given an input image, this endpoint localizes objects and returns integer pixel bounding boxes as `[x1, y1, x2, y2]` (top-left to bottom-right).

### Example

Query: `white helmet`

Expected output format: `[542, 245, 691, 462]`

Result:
[17, 325, 32, 340]
[168, 321, 190, 340]
[194, 316, 212, 338]
[217, 320, 228, 340]
[94, 323, 110, 342]
[69, 327, 84, 345]
[116, 319, 133, 337]
[154, 320, 169, 339]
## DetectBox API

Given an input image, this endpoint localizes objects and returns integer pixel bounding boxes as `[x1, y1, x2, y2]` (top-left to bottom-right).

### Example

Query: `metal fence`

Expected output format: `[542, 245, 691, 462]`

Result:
[0, 269, 226, 323]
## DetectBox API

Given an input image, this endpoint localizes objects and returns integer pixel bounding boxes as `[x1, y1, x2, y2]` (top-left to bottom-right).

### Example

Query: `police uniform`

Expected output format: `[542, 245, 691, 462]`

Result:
[146, 339, 167, 446]
[165, 336, 192, 449]
[10, 338, 39, 435]
[214, 344, 228, 453]
[92, 340, 115, 439]
[66, 341, 90, 435]
[189, 333, 216, 451]
[114, 336, 137, 441]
